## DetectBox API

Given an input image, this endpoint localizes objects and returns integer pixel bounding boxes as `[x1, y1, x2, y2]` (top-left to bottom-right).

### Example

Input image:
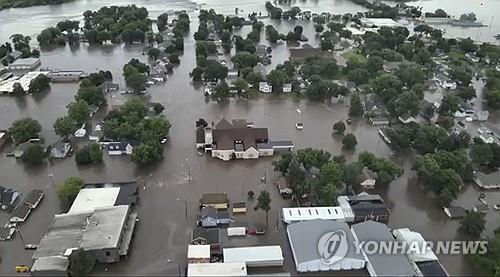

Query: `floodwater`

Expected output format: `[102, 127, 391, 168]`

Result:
[0, 0, 499, 276]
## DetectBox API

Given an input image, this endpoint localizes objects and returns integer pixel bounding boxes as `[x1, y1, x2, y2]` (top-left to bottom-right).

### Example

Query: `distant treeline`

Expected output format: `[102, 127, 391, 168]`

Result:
[0, 0, 73, 10]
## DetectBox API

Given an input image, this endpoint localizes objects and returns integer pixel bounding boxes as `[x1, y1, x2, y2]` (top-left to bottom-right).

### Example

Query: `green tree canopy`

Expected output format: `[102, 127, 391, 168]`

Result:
[9, 117, 42, 144]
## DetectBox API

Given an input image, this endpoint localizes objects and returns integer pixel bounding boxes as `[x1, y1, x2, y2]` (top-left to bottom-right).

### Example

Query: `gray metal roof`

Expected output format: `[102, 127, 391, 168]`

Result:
[31, 256, 69, 272]
[34, 205, 130, 259]
[351, 221, 415, 276]
[287, 219, 365, 265]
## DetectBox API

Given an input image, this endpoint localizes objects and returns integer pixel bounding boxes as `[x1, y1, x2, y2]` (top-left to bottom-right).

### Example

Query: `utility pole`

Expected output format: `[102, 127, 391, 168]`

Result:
[185, 158, 191, 182]
[177, 198, 188, 219]
[16, 226, 25, 245]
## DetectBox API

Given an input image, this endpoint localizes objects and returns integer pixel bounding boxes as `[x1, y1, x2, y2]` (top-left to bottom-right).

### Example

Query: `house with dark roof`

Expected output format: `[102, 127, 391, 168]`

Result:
[337, 193, 390, 224]
[0, 186, 20, 212]
[197, 206, 231, 227]
[199, 118, 293, 161]
[191, 227, 221, 251]
[107, 141, 134, 155]
[49, 140, 72, 159]
[443, 206, 467, 219]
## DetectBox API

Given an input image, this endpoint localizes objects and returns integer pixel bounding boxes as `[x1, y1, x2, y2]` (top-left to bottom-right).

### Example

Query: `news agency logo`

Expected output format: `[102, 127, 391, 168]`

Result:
[317, 230, 349, 264]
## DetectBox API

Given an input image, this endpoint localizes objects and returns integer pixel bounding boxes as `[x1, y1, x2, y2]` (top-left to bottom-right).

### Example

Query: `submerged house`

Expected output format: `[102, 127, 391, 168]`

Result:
[196, 118, 293, 161]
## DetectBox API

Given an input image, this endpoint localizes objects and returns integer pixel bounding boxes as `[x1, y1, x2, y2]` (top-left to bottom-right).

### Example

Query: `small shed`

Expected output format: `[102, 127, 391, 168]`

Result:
[360, 167, 377, 190]
[443, 206, 467, 219]
[227, 227, 246, 237]
[188, 244, 211, 264]
[232, 202, 246, 214]
[187, 262, 247, 276]
[199, 193, 229, 209]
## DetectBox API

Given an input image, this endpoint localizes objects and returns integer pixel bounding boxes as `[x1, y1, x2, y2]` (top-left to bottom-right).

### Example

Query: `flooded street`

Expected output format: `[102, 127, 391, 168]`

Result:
[0, 0, 499, 275]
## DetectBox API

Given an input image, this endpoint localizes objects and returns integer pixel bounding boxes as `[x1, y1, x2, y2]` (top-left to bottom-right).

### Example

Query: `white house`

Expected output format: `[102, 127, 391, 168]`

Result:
[360, 167, 377, 190]
[223, 245, 284, 267]
[106, 142, 134, 155]
[282, 83, 292, 93]
[259, 82, 272, 93]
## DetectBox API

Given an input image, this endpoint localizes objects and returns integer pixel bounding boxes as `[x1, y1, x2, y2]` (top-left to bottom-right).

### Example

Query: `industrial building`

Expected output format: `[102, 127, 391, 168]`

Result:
[393, 228, 449, 276]
[188, 262, 247, 276]
[287, 220, 366, 272]
[351, 221, 416, 276]
[223, 245, 284, 267]
[7, 58, 41, 72]
[32, 183, 139, 274]
[282, 207, 345, 224]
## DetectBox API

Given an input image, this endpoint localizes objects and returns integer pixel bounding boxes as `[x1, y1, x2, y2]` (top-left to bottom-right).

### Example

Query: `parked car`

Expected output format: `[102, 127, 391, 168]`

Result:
[458, 121, 465, 128]
[15, 265, 30, 273]
[24, 244, 38, 250]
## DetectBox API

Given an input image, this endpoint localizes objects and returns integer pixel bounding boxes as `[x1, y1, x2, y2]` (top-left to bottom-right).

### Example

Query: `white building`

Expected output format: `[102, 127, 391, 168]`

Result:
[187, 244, 210, 263]
[287, 220, 366, 272]
[393, 228, 449, 276]
[282, 83, 292, 93]
[360, 18, 398, 28]
[188, 262, 247, 276]
[259, 82, 272, 93]
[0, 71, 49, 94]
[282, 207, 345, 224]
[223, 245, 284, 267]
[68, 187, 121, 214]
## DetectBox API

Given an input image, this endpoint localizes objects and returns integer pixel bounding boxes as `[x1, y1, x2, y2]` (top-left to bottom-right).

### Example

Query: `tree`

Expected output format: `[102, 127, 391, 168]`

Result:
[75, 84, 105, 106]
[233, 78, 249, 98]
[213, 81, 230, 101]
[12, 82, 25, 94]
[21, 144, 45, 165]
[267, 69, 288, 93]
[147, 48, 161, 60]
[456, 86, 476, 101]
[439, 95, 462, 116]
[254, 190, 271, 227]
[459, 211, 486, 238]
[89, 143, 103, 162]
[69, 249, 94, 276]
[9, 118, 42, 144]
[348, 68, 369, 85]
[29, 74, 50, 93]
[320, 39, 334, 51]
[286, 156, 306, 194]
[333, 121, 346, 134]
[450, 66, 472, 86]
[131, 143, 162, 165]
[315, 24, 324, 33]
[68, 100, 89, 125]
[153, 103, 165, 114]
[57, 177, 85, 210]
[168, 53, 180, 64]
[349, 93, 364, 116]
[231, 52, 259, 69]
[125, 73, 146, 92]
[203, 62, 228, 82]
[470, 143, 494, 165]
[414, 124, 448, 154]
[366, 55, 384, 75]
[342, 133, 358, 150]
[54, 116, 76, 140]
